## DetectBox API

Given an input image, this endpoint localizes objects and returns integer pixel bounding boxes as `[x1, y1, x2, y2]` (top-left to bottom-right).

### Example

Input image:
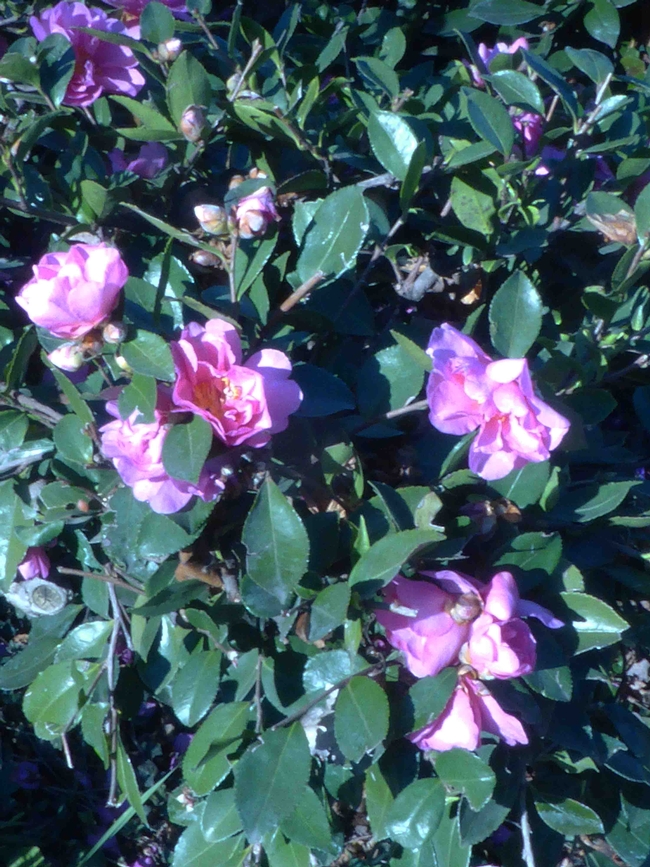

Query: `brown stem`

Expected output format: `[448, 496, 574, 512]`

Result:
[57, 567, 143, 594]
[106, 586, 121, 807]
[350, 398, 429, 435]
[229, 41, 264, 103]
[0, 389, 64, 428]
[254, 654, 264, 734]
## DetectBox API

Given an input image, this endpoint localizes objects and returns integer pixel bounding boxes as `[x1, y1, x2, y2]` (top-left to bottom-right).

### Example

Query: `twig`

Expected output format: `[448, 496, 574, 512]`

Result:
[193, 10, 224, 55]
[0, 388, 65, 428]
[602, 353, 649, 383]
[57, 567, 143, 594]
[625, 241, 648, 280]
[61, 732, 74, 770]
[520, 789, 536, 867]
[229, 40, 264, 103]
[3, 148, 27, 209]
[271, 662, 383, 731]
[228, 232, 240, 305]
[0, 197, 77, 227]
[351, 398, 429, 435]
[545, 94, 559, 123]
[106, 586, 122, 807]
[254, 654, 263, 734]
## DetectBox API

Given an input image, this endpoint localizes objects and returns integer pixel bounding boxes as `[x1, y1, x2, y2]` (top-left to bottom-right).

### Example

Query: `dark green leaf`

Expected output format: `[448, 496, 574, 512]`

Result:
[490, 70, 544, 114]
[365, 765, 394, 840]
[522, 50, 578, 120]
[410, 668, 458, 730]
[140, 1, 175, 43]
[183, 702, 250, 796]
[385, 779, 445, 848]
[466, 90, 514, 156]
[354, 56, 399, 98]
[535, 798, 604, 836]
[167, 51, 212, 125]
[349, 528, 443, 592]
[23, 660, 84, 729]
[121, 329, 175, 380]
[560, 592, 628, 653]
[0, 636, 60, 690]
[470, 0, 546, 25]
[242, 476, 309, 606]
[292, 364, 355, 417]
[170, 650, 221, 726]
[0, 480, 29, 589]
[435, 749, 496, 811]
[450, 176, 495, 237]
[309, 583, 351, 641]
[584, 0, 620, 48]
[116, 736, 148, 825]
[489, 270, 543, 357]
[280, 786, 332, 850]
[234, 723, 312, 843]
[117, 372, 158, 424]
[490, 461, 550, 508]
[564, 47, 613, 84]
[162, 415, 213, 485]
[367, 110, 419, 181]
[334, 676, 389, 762]
[38, 34, 75, 108]
[551, 481, 639, 523]
[634, 181, 650, 241]
[201, 789, 242, 843]
[400, 140, 428, 211]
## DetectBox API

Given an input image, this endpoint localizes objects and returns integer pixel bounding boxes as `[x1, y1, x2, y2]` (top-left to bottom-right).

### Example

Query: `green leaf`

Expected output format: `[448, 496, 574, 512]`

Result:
[334, 676, 389, 762]
[23, 660, 84, 729]
[634, 181, 650, 241]
[489, 270, 543, 357]
[367, 110, 419, 181]
[172, 824, 242, 867]
[409, 668, 458, 730]
[551, 481, 640, 523]
[490, 461, 550, 508]
[162, 415, 213, 485]
[354, 56, 399, 98]
[170, 650, 221, 726]
[292, 364, 356, 417]
[560, 592, 628, 653]
[535, 798, 604, 836]
[183, 702, 250, 796]
[118, 372, 158, 424]
[234, 723, 312, 844]
[450, 176, 495, 237]
[435, 749, 496, 811]
[356, 342, 425, 420]
[564, 47, 613, 84]
[385, 779, 445, 848]
[349, 528, 442, 593]
[38, 34, 75, 109]
[53, 414, 93, 465]
[0, 479, 29, 591]
[140, 1, 175, 43]
[0, 636, 60, 690]
[116, 736, 148, 825]
[365, 765, 394, 840]
[390, 330, 433, 372]
[490, 70, 544, 114]
[54, 621, 113, 662]
[111, 95, 177, 133]
[121, 329, 175, 380]
[201, 789, 242, 843]
[522, 50, 578, 121]
[242, 476, 309, 606]
[432, 805, 471, 867]
[5, 327, 38, 391]
[309, 583, 351, 641]
[266, 833, 311, 867]
[400, 139, 428, 211]
[296, 186, 369, 284]
[470, 0, 545, 25]
[49, 367, 94, 426]
[280, 786, 332, 850]
[167, 51, 212, 125]
[584, 0, 620, 48]
[466, 90, 514, 156]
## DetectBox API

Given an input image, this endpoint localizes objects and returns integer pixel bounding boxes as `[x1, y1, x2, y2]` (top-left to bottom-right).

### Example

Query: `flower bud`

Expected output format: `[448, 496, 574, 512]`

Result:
[190, 249, 221, 268]
[194, 204, 229, 236]
[47, 343, 85, 372]
[157, 37, 182, 63]
[179, 105, 206, 143]
[80, 331, 104, 356]
[115, 354, 133, 374]
[228, 174, 245, 190]
[102, 321, 127, 344]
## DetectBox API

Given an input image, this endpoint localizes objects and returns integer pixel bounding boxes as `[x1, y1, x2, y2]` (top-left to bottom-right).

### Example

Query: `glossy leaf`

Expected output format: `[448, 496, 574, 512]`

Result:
[489, 270, 543, 358]
[334, 675, 389, 762]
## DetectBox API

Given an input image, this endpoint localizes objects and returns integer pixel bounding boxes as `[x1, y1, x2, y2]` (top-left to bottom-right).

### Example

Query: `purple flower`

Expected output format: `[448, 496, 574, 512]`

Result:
[108, 142, 168, 179]
[11, 761, 41, 790]
[17, 547, 51, 580]
[470, 38, 529, 87]
[512, 111, 544, 159]
[31, 2, 145, 107]
[103, 0, 187, 19]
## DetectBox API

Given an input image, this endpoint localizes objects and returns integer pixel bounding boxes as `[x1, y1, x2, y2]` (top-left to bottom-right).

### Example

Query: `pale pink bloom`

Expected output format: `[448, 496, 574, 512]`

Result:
[102, 0, 187, 18]
[99, 389, 225, 514]
[171, 320, 302, 448]
[108, 142, 168, 179]
[377, 569, 561, 680]
[18, 547, 51, 580]
[426, 323, 570, 480]
[17, 243, 127, 340]
[470, 37, 529, 86]
[512, 110, 544, 159]
[234, 187, 280, 239]
[409, 676, 528, 752]
[31, 3, 144, 107]
[47, 343, 85, 372]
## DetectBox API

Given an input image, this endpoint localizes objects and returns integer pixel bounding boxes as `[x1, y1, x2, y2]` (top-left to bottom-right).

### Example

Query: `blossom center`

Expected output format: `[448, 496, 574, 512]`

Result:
[193, 377, 242, 416]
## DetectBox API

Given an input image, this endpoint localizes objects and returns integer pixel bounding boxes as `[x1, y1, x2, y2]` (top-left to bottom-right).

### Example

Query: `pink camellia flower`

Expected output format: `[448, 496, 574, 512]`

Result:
[16, 243, 127, 340]
[99, 389, 225, 514]
[171, 319, 302, 448]
[470, 37, 529, 87]
[31, 2, 144, 107]
[409, 675, 528, 752]
[377, 569, 561, 680]
[108, 142, 168, 179]
[234, 187, 281, 239]
[18, 547, 51, 580]
[426, 323, 570, 480]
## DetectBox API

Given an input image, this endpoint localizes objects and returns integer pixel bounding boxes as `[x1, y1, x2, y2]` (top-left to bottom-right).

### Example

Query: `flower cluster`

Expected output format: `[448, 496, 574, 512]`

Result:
[376, 570, 562, 752]
[31, 2, 144, 107]
[426, 324, 570, 480]
[194, 169, 281, 240]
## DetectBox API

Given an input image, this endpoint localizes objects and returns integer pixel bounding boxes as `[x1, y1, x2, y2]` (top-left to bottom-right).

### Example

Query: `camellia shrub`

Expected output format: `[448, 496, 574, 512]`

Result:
[2, 0, 650, 865]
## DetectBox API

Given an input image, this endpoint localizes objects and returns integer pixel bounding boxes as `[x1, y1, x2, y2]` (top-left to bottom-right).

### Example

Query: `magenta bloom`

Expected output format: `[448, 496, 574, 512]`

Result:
[17, 547, 51, 580]
[512, 111, 544, 159]
[470, 37, 529, 86]
[102, 0, 187, 18]
[171, 320, 302, 448]
[234, 187, 281, 239]
[108, 142, 168, 179]
[31, 2, 144, 107]
[426, 323, 570, 480]
[99, 390, 225, 514]
[377, 569, 560, 680]
[16, 243, 127, 339]
[409, 676, 528, 752]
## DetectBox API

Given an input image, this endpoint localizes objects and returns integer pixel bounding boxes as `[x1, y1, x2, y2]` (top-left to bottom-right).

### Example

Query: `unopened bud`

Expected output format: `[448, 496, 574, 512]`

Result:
[248, 167, 267, 180]
[48, 343, 85, 372]
[194, 204, 229, 236]
[115, 354, 133, 374]
[102, 321, 127, 344]
[447, 592, 483, 625]
[179, 105, 206, 142]
[228, 174, 245, 190]
[80, 331, 103, 356]
[190, 249, 221, 268]
[158, 37, 182, 63]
